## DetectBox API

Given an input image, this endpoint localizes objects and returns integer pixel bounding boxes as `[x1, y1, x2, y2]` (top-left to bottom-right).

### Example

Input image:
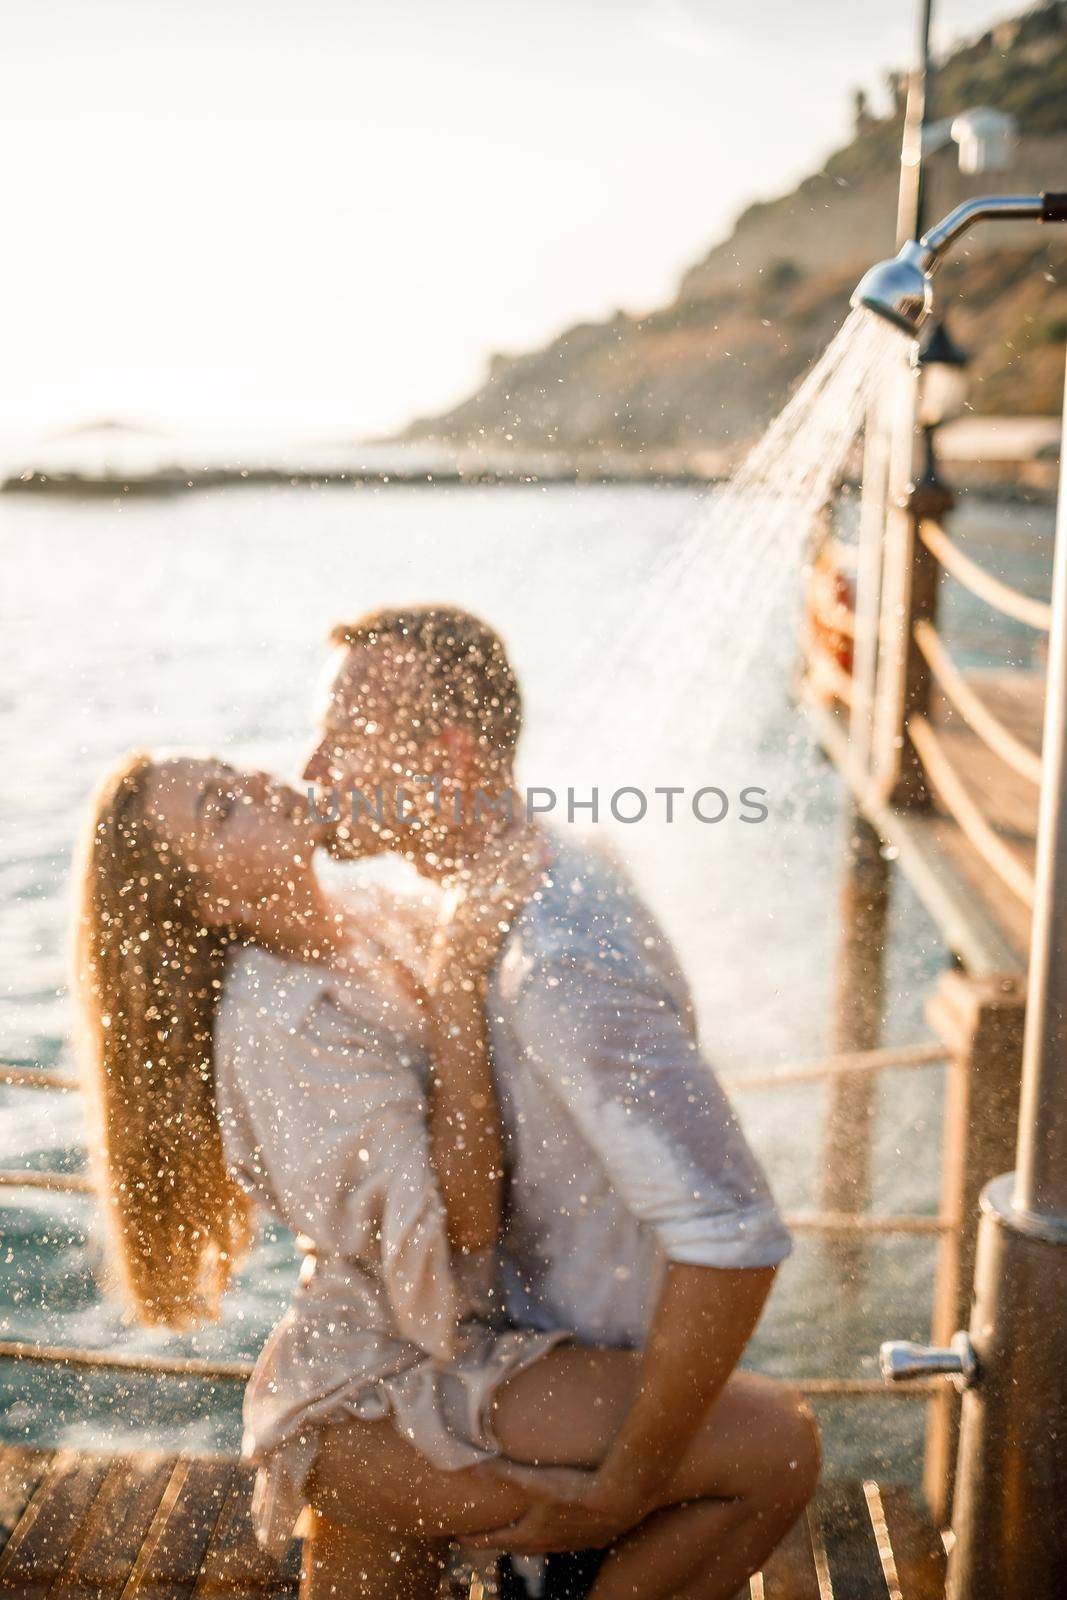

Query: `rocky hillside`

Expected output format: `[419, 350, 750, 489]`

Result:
[407, 2, 1067, 468]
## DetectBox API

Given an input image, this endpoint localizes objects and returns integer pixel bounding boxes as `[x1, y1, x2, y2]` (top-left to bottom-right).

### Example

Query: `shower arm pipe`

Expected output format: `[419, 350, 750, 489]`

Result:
[914, 192, 1067, 272]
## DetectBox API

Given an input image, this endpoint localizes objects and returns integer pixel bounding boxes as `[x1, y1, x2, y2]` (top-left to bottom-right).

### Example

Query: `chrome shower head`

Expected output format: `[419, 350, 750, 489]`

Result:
[851, 241, 933, 335]
[851, 192, 1067, 338]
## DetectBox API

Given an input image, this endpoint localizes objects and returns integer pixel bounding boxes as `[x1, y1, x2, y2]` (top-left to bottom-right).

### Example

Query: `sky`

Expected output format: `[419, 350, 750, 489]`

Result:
[2, 0, 1024, 443]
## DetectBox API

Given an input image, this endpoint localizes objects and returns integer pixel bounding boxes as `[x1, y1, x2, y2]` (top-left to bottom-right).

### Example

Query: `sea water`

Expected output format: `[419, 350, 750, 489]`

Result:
[0, 479, 1054, 1481]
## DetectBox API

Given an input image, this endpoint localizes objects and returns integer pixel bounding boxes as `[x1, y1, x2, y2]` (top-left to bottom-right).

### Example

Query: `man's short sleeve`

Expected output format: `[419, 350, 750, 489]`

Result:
[510, 947, 793, 1271]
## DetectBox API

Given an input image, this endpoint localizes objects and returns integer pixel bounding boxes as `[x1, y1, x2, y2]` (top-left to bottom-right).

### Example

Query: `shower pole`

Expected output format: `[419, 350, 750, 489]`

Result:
[872, 0, 947, 811]
[896, 0, 934, 246]
[820, 0, 938, 1226]
[946, 345, 1067, 1599]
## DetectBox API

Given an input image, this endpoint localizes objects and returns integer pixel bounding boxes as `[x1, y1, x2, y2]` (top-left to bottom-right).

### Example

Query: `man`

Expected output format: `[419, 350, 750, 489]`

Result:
[303, 605, 817, 1597]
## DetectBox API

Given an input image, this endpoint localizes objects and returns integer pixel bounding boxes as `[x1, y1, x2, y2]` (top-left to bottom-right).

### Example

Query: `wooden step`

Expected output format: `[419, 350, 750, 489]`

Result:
[731, 1477, 948, 1600]
[0, 1447, 947, 1599]
[0, 1447, 299, 1600]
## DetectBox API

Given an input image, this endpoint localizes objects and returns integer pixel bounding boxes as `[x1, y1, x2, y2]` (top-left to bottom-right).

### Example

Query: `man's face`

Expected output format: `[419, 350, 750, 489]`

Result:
[302, 643, 438, 857]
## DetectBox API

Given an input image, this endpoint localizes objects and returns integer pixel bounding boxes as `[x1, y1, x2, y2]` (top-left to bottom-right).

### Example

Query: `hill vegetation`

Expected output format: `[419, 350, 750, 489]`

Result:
[407, 2, 1067, 467]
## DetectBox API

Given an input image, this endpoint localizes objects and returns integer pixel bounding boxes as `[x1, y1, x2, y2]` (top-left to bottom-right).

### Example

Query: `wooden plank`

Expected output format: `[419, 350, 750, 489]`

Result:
[913, 622, 1042, 786]
[754, 1508, 823, 1599]
[909, 716, 1035, 909]
[875, 1484, 947, 1600]
[0, 1449, 943, 1600]
[0, 1445, 51, 1553]
[191, 1464, 299, 1598]
[49, 1451, 177, 1600]
[927, 670, 1045, 840]
[802, 693, 1025, 974]
[0, 1449, 111, 1598]
[811, 1480, 890, 1599]
[121, 1457, 235, 1600]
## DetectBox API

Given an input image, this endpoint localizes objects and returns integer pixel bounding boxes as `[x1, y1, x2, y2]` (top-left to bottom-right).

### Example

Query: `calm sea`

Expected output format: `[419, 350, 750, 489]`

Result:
[0, 481, 1054, 1482]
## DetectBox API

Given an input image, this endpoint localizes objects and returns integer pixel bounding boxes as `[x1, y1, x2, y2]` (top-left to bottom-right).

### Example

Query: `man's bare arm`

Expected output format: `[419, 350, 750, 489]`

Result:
[468, 1261, 775, 1552]
[595, 1262, 774, 1498]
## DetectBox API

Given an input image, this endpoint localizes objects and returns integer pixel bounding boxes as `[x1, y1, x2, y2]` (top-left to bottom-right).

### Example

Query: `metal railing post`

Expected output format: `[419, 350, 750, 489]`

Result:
[947, 351, 1067, 1599]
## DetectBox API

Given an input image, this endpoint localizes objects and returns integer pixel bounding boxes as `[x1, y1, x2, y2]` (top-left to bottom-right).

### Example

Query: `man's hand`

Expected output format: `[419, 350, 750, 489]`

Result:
[465, 1464, 653, 1554]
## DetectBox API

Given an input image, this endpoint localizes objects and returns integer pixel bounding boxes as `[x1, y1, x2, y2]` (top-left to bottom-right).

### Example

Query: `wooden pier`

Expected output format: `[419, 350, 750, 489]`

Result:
[806, 648, 1044, 976]
[0, 394, 1055, 1600]
[801, 374, 1057, 1540]
[0, 487, 1045, 1594]
[0, 1441, 947, 1599]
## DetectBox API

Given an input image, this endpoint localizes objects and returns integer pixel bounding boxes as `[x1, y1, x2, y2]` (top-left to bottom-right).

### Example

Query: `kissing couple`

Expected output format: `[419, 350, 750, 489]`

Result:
[73, 605, 819, 1600]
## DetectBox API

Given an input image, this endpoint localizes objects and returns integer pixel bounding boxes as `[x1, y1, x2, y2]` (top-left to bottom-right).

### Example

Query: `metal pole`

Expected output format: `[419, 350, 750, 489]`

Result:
[1014, 486, 1067, 1219]
[947, 349, 1067, 1598]
[873, 0, 935, 801]
[896, 0, 935, 248]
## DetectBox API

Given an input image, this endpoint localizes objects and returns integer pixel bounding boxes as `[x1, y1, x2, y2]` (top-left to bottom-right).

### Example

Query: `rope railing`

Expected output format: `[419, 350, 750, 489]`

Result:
[807, 587, 857, 639]
[909, 713, 1036, 908]
[0, 1340, 254, 1382]
[913, 619, 1043, 787]
[0, 1038, 953, 1415]
[918, 519, 1053, 631]
[1, 1065, 78, 1092]
[0, 1166, 951, 1239]
[0, 1339, 943, 1400]
[721, 1039, 946, 1091]
[0, 1170, 93, 1193]
[785, 1212, 950, 1236]
[2, 1041, 947, 1101]
[806, 643, 855, 708]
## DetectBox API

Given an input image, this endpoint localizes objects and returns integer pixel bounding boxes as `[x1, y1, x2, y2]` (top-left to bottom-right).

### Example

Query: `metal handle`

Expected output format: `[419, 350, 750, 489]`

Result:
[879, 1330, 978, 1390]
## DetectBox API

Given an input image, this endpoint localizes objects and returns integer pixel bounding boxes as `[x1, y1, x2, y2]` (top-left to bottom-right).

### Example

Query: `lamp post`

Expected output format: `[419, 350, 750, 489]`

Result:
[914, 317, 969, 493]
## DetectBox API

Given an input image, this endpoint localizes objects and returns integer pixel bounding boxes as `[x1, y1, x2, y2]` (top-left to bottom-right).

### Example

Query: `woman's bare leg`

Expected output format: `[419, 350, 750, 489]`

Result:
[300, 1349, 820, 1600]
[489, 1351, 821, 1600]
[299, 1511, 445, 1600]
[300, 1424, 530, 1600]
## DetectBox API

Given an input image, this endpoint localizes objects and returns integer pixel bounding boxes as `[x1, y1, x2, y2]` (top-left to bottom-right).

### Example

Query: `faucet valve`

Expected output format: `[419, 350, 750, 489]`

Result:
[879, 1330, 977, 1391]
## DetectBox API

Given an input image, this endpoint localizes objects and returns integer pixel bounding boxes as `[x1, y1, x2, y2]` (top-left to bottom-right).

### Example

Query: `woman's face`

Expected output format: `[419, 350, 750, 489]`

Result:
[143, 758, 326, 931]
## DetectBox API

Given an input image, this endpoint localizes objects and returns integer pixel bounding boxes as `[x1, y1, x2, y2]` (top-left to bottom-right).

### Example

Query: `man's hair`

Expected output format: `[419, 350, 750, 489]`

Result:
[328, 605, 522, 753]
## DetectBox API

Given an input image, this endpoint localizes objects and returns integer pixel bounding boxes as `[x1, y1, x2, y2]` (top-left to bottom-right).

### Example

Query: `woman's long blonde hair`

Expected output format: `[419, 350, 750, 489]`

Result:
[72, 752, 252, 1327]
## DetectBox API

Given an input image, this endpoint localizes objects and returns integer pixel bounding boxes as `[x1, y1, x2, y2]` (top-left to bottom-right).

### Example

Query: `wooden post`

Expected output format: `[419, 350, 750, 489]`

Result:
[820, 806, 891, 1225]
[922, 968, 1026, 1526]
[849, 386, 893, 773]
[871, 477, 952, 811]
[895, 486, 954, 809]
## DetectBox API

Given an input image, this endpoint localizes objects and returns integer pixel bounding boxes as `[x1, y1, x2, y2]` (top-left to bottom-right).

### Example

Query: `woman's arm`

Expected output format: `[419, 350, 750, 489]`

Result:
[421, 829, 551, 1255]
[423, 919, 503, 1254]
[323, 877, 504, 1255]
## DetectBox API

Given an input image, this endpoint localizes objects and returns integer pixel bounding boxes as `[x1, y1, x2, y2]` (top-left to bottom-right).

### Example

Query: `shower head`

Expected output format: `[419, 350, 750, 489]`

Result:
[851, 192, 1067, 338]
[851, 241, 932, 335]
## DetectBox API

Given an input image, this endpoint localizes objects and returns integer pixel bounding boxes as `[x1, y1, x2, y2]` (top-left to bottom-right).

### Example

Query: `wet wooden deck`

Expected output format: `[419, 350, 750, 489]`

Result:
[806, 669, 1045, 977]
[0, 1444, 947, 1598]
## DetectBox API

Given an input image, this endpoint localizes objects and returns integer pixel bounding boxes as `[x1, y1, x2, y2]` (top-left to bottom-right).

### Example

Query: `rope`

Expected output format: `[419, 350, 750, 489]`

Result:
[909, 714, 1035, 908]
[0, 1340, 942, 1399]
[919, 520, 1052, 631]
[913, 620, 1042, 786]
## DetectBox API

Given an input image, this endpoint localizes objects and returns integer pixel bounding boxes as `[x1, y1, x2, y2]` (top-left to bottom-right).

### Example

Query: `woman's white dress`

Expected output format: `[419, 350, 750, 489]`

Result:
[213, 894, 566, 1558]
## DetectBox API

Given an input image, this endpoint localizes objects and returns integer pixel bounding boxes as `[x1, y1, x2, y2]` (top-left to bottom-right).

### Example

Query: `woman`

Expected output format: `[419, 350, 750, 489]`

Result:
[73, 752, 819, 1600]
